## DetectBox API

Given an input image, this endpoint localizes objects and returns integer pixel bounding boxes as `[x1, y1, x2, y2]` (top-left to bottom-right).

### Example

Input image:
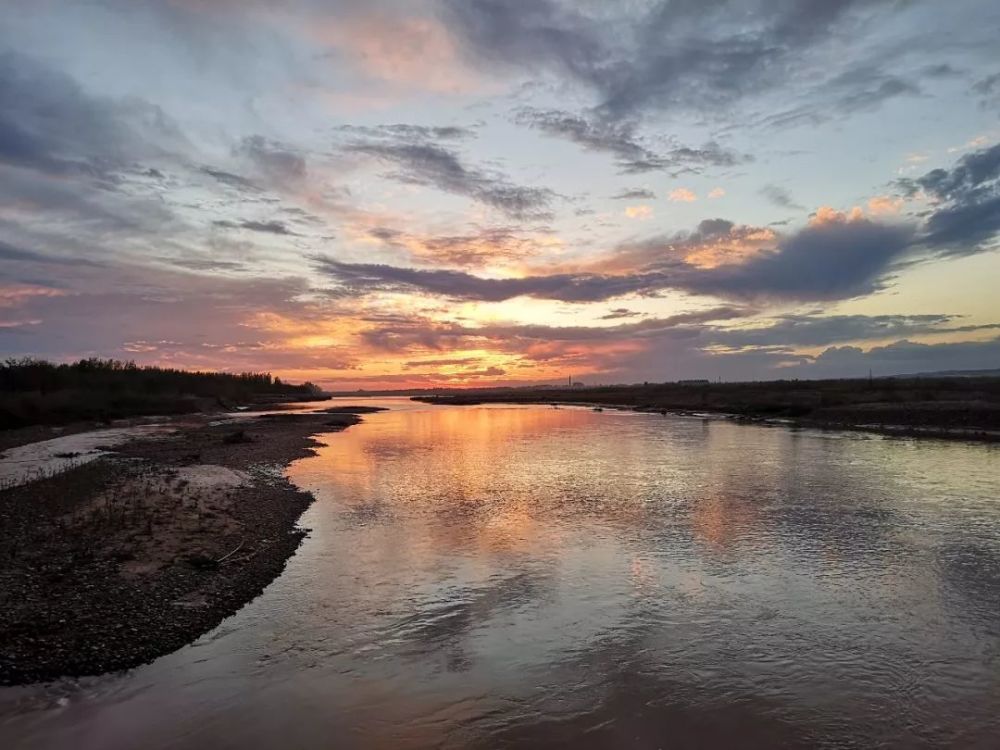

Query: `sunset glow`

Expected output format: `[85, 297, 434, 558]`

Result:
[2, 1, 999, 387]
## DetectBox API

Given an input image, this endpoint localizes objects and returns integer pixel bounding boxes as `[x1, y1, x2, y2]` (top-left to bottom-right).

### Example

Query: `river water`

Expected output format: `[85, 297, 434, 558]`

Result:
[2, 399, 999, 748]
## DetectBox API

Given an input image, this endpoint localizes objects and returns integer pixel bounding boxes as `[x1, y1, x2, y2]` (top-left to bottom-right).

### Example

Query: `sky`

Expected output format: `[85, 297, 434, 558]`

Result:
[1, 0, 999, 389]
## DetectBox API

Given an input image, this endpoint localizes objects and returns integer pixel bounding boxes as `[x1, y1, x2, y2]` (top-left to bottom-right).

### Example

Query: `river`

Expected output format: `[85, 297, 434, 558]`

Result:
[2, 399, 999, 748]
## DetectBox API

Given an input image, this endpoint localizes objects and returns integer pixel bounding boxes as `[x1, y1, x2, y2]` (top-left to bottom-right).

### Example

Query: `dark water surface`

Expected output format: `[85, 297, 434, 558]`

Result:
[2, 400, 1000, 748]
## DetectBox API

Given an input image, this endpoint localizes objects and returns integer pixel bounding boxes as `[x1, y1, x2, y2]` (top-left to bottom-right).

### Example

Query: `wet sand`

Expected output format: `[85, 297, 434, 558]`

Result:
[0, 410, 368, 685]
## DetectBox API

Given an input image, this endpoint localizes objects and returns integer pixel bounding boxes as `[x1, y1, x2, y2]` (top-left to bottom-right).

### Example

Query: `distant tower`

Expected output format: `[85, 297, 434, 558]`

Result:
[568, 374, 572, 386]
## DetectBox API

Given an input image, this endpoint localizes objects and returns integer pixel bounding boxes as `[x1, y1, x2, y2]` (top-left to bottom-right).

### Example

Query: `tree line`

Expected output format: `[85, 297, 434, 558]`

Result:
[1, 358, 318, 397]
[1, 358, 322, 429]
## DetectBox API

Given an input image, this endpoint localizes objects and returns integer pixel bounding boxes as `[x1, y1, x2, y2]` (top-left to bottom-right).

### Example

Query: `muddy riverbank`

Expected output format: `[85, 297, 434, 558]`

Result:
[0, 409, 370, 686]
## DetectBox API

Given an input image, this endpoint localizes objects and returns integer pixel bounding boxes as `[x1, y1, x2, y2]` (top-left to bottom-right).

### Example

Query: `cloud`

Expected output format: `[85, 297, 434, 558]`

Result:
[515, 107, 748, 174]
[344, 304, 1000, 384]
[972, 72, 1000, 109]
[680, 212, 914, 301]
[345, 135, 555, 219]
[314, 257, 648, 303]
[600, 308, 641, 320]
[867, 195, 903, 215]
[708, 187, 725, 199]
[200, 167, 258, 191]
[366, 225, 548, 267]
[612, 189, 655, 200]
[441, 0, 909, 119]
[0, 50, 184, 180]
[707, 313, 987, 350]
[315, 212, 916, 303]
[336, 123, 474, 141]
[898, 142, 1000, 255]
[354, 305, 750, 355]
[403, 356, 481, 369]
[308, 10, 484, 95]
[624, 205, 652, 220]
[760, 184, 803, 210]
[806, 337, 1000, 378]
[235, 136, 306, 184]
[0, 239, 101, 268]
[591, 219, 775, 273]
[213, 219, 298, 236]
[0, 259, 363, 374]
[668, 188, 697, 203]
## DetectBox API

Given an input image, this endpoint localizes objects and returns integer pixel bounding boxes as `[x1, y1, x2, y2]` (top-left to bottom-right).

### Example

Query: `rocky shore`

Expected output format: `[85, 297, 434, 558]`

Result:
[0, 408, 374, 686]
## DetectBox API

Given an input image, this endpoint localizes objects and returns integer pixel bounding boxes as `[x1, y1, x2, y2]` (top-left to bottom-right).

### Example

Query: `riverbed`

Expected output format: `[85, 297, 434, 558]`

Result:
[2, 399, 999, 748]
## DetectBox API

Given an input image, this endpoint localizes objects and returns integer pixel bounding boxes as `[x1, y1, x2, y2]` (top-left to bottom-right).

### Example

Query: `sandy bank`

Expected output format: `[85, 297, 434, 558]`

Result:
[0, 410, 368, 686]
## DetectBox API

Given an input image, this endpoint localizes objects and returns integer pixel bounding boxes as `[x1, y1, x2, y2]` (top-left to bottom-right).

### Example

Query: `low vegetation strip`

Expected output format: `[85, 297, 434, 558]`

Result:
[412, 376, 1000, 440]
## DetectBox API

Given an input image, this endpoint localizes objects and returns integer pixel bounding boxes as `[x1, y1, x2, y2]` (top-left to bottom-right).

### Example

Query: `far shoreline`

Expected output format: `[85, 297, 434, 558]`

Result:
[407, 375, 1000, 444]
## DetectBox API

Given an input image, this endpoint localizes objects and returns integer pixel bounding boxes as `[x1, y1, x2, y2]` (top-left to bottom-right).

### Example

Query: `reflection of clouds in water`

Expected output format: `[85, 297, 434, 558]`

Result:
[936, 543, 1000, 636]
[8, 405, 1000, 750]
[282, 406, 1000, 748]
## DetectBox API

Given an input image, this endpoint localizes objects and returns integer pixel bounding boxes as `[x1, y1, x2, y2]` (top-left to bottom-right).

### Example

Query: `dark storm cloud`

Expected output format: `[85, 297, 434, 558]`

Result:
[315, 215, 915, 303]
[898, 143, 1000, 255]
[346, 140, 555, 219]
[760, 184, 803, 210]
[516, 108, 748, 174]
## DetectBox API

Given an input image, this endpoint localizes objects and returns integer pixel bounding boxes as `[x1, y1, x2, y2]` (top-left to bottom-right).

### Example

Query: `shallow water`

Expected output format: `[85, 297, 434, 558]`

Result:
[2, 399, 1000, 748]
[0, 399, 334, 489]
[0, 424, 175, 489]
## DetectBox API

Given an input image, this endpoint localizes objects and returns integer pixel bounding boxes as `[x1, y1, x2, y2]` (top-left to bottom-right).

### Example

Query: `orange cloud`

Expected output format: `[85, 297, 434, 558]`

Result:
[708, 187, 726, 199]
[625, 205, 653, 219]
[682, 228, 777, 269]
[809, 205, 866, 226]
[307, 14, 484, 95]
[668, 188, 697, 202]
[0, 283, 68, 308]
[867, 195, 903, 215]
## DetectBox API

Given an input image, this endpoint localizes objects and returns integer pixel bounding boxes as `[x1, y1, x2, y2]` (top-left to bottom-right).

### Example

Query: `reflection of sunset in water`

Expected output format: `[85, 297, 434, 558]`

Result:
[6, 400, 1000, 750]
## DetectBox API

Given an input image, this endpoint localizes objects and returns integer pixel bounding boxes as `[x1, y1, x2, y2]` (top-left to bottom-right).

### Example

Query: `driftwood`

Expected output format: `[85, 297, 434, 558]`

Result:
[216, 539, 245, 564]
